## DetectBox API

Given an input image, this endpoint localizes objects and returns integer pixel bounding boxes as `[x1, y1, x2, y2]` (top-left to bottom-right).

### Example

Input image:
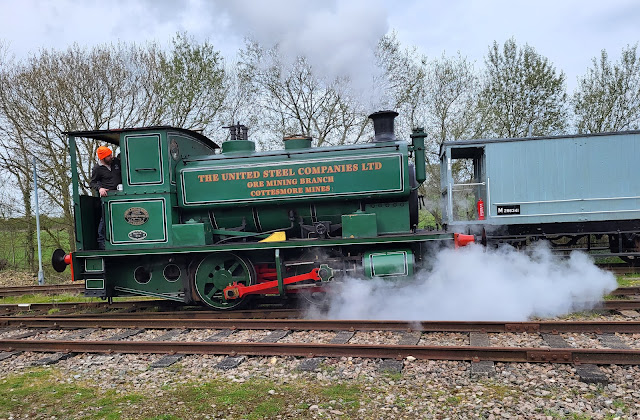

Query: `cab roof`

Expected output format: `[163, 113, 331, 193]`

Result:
[64, 126, 219, 149]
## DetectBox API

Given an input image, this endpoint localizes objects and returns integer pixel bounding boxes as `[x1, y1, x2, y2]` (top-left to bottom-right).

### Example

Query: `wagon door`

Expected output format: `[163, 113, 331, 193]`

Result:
[441, 144, 487, 225]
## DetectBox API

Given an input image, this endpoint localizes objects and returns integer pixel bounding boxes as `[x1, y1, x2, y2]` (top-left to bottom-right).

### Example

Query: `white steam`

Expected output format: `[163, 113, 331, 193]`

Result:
[306, 242, 617, 321]
[209, 0, 389, 94]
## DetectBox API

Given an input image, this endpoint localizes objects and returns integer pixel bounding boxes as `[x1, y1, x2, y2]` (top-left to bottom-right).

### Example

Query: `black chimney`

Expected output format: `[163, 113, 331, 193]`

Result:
[368, 110, 399, 143]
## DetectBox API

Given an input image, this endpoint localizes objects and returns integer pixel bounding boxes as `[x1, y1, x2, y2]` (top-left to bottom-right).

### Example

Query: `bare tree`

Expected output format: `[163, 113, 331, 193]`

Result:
[375, 34, 483, 226]
[573, 43, 640, 133]
[375, 32, 428, 139]
[0, 37, 229, 251]
[0, 129, 35, 269]
[238, 40, 369, 149]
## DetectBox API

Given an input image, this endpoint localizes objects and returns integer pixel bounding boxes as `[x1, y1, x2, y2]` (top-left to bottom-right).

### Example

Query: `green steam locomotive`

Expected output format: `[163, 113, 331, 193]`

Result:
[53, 111, 472, 309]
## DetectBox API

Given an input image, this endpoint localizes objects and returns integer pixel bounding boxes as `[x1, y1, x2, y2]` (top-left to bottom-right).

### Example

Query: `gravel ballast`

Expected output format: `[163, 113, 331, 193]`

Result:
[1, 346, 639, 418]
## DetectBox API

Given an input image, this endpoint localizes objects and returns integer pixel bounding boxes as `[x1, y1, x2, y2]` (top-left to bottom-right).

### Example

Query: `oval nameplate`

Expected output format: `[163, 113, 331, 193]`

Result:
[124, 207, 149, 226]
[128, 230, 148, 240]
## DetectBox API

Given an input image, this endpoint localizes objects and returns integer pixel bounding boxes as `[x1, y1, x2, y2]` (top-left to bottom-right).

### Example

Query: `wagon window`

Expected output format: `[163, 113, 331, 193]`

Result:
[446, 146, 486, 222]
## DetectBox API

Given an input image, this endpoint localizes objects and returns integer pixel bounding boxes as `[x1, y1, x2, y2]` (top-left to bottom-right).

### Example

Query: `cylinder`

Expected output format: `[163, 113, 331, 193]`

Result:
[284, 135, 312, 150]
[221, 140, 255, 154]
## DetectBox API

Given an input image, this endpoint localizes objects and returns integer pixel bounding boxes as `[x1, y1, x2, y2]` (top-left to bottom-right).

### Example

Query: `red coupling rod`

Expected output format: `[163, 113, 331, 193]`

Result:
[224, 268, 321, 300]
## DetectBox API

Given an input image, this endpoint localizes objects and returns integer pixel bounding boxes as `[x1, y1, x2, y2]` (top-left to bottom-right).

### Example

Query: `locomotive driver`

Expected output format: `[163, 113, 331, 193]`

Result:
[90, 146, 122, 249]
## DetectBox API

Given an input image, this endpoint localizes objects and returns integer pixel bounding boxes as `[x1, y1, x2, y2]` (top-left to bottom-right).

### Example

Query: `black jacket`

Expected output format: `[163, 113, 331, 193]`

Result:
[90, 158, 122, 192]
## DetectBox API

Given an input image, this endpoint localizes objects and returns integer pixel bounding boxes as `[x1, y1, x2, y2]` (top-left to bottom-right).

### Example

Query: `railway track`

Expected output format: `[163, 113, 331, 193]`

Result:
[0, 283, 85, 297]
[0, 262, 635, 300]
[2, 317, 640, 332]
[597, 263, 640, 275]
[0, 288, 639, 317]
[0, 319, 639, 368]
[1, 298, 639, 318]
[0, 299, 183, 316]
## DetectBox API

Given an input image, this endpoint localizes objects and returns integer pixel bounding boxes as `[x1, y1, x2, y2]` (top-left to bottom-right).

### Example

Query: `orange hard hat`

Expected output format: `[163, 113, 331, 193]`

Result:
[97, 146, 112, 160]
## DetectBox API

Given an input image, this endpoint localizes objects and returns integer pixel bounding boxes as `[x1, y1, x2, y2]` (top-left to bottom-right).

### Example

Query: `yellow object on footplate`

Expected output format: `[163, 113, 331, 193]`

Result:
[259, 231, 287, 243]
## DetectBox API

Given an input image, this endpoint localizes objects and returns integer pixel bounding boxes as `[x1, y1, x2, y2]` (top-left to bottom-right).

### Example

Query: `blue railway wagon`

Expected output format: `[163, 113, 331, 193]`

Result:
[440, 131, 640, 259]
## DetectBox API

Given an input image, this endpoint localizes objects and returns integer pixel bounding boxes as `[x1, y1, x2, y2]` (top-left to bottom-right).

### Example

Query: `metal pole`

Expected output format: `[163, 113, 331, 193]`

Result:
[33, 157, 44, 285]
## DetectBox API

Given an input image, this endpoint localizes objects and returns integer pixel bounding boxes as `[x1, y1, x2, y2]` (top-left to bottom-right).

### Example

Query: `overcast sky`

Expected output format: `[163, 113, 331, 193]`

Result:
[1, 0, 639, 92]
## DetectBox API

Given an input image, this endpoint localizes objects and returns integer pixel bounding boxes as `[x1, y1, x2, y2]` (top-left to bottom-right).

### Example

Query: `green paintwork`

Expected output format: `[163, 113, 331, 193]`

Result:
[63, 124, 458, 307]
[284, 137, 312, 150]
[205, 201, 361, 235]
[193, 253, 254, 309]
[178, 151, 407, 207]
[221, 140, 256, 154]
[85, 279, 105, 289]
[363, 250, 414, 278]
[172, 223, 212, 246]
[84, 258, 104, 272]
[367, 202, 410, 234]
[104, 253, 190, 298]
[410, 129, 427, 184]
[106, 197, 168, 246]
[342, 212, 378, 238]
[69, 136, 84, 251]
[125, 134, 164, 185]
[73, 231, 454, 258]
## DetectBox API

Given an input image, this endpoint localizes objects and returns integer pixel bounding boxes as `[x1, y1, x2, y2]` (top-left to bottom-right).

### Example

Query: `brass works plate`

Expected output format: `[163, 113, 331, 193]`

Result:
[124, 207, 149, 226]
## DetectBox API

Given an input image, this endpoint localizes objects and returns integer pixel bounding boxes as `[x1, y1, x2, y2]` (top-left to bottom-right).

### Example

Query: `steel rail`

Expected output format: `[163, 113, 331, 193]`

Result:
[0, 339, 639, 365]
[597, 263, 640, 276]
[3, 317, 640, 333]
[0, 283, 85, 297]
[52, 308, 299, 319]
[600, 300, 640, 310]
[609, 287, 640, 296]
[0, 300, 180, 315]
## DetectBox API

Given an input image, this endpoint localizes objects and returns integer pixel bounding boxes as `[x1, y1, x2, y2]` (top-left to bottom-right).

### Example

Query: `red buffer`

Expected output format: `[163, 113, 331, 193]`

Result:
[454, 233, 475, 249]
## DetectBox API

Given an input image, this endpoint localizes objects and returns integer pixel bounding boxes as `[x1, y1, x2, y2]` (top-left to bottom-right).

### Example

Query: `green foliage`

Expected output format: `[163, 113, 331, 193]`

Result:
[446, 396, 461, 405]
[0, 217, 70, 278]
[0, 293, 95, 305]
[320, 383, 361, 407]
[617, 275, 640, 287]
[0, 368, 138, 419]
[573, 43, 640, 133]
[480, 38, 568, 138]
[159, 33, 227, 129]
[417, 210, 436, 229]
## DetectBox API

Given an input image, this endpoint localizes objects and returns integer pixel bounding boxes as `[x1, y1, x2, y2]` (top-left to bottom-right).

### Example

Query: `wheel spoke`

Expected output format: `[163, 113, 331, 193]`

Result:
[227, 261, 240, 274]
[194, 253, 255, 309]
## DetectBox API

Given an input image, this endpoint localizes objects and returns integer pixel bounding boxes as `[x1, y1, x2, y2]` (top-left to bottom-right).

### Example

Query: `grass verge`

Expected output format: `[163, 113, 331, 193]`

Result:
[0, 367, 364, 419]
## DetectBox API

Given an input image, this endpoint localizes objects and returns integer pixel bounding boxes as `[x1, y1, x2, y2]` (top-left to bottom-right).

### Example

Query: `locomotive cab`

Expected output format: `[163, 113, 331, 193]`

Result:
[65, 127, 219, 252]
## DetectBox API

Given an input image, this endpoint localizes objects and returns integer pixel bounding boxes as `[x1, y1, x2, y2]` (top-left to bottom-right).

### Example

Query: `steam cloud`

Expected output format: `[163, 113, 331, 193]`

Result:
[305, 242, 617, 321]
